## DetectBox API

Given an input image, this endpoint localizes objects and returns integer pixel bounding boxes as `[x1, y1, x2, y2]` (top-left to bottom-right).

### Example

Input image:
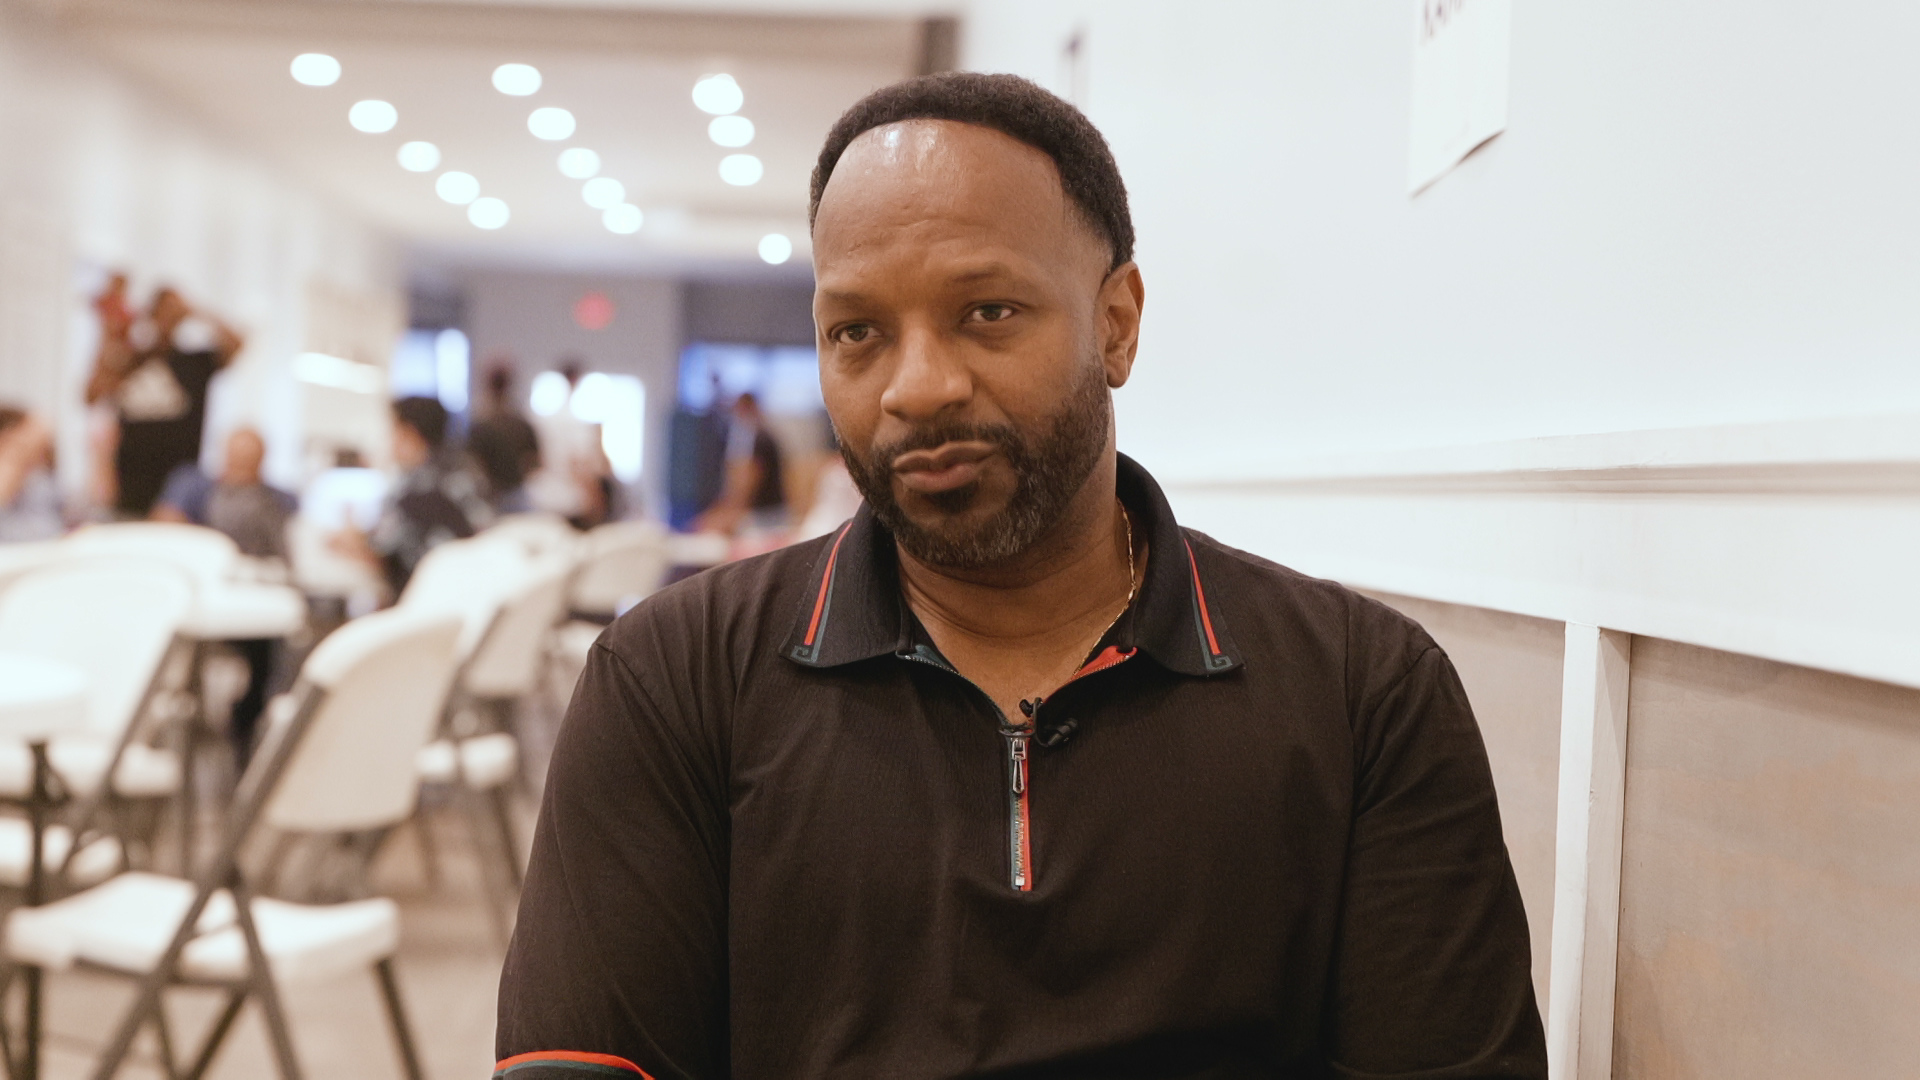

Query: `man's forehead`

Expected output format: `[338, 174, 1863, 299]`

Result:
[814, 119, 1101, 266]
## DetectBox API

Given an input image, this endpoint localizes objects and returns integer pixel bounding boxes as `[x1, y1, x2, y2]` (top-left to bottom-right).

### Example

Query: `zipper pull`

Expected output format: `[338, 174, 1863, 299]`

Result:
[1007, 727, 1030, 795]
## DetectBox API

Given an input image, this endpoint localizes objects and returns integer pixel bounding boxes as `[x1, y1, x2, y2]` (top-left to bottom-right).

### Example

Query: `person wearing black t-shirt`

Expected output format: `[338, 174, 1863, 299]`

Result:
[87, 286, 245, 517]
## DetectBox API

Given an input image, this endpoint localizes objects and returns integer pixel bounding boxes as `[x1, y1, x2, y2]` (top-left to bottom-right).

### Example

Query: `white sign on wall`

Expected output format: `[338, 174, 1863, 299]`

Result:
[1407, 0, 1512, 194]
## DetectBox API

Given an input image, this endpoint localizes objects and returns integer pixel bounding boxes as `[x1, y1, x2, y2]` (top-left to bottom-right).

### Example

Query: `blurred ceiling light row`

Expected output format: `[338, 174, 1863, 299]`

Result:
[291, 54, 776, 249]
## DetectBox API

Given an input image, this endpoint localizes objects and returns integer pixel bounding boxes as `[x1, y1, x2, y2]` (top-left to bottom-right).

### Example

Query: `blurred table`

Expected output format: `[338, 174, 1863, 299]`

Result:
[0, 650, 87, 1080]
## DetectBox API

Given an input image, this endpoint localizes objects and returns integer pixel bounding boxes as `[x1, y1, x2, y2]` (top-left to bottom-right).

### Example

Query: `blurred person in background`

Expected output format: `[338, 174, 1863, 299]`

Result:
[691, 392, 786, 536]
[86, 285, 245, 517]
[468, 362, 542, 514]
[334, 397, 490, 596]
[0, 406, 63, 542]
[154, 426, 297, 767]
[153, 427, 297, 558]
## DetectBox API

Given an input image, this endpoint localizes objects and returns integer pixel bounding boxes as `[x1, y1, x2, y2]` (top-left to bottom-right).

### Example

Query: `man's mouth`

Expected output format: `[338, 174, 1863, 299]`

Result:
[891, 441, 997, 495]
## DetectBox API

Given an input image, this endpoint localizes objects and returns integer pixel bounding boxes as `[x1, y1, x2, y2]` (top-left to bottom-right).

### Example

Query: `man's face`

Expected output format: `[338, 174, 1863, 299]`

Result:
[392, 419, 430, 470]
[812, 120, 1143, 569]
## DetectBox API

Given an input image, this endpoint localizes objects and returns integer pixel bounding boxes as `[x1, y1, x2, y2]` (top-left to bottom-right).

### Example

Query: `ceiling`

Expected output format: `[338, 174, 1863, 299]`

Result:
[56, 0, 946, 276]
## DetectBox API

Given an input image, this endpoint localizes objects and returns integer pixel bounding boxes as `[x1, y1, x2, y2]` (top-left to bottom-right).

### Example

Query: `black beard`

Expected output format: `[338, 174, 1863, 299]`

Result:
[839, 361, 1111, 570]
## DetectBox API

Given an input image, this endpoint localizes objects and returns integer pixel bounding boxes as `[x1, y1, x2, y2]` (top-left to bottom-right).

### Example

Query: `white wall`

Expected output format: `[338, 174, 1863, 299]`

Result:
[0, 4, 400, 493]
[962, 1, 1920, 480]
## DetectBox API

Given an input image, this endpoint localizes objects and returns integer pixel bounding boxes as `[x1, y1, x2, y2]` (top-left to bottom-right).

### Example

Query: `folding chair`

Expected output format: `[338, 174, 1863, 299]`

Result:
[483, 512, 582, 562]
[0, 561, 196, 884]
[3, 606, 463, 1080]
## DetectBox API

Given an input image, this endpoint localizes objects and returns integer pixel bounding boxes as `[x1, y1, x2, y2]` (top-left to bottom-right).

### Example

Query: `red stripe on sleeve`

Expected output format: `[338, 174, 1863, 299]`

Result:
[493, 1050, 652, 1076]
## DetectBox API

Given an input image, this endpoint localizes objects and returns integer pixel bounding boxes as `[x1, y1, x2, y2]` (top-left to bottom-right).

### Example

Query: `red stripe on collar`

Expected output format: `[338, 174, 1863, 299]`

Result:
[1183, 538, 1224, 659]
[802, 522, 853, 648]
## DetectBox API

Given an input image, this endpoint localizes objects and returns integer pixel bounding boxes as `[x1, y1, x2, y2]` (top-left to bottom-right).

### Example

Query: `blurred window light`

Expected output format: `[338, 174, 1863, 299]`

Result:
[468, 197, 510, 230]
[528, 107, 576, 141]
[558, 147, 600, 179]
[435, 329, 471, 413]
[708, 115, 754, 148]
[436, 171, 480, 205]
[718, 154, 763, 186]
[492, 63, 542, 96]
[758, 233, 793, 265]
[529, 370, 569, 417]
[692, 74, 743, 116]
[582, 177, 625, 209]
[397, 141, 441, 172]
[348, 99, 398, 134]
[293, 352, 383, 395]
[598, 377, 647, 483]
[390, 331, 440, 398]
[603, 204, 643, 235]
[290, 53, 341, 87]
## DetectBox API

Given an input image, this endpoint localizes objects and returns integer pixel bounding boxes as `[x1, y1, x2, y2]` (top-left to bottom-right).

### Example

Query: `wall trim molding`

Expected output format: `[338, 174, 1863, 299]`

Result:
[1163, 413, 1920, 690]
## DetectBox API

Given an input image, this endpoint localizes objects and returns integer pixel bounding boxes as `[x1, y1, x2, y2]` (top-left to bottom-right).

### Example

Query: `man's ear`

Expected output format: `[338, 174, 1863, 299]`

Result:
[1099, 262, 1145, 389]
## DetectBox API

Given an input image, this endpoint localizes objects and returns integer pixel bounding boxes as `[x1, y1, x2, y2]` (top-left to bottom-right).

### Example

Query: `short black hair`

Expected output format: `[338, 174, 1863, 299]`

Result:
[393, 396, 449, 448]
[810, 72, 1134, 271]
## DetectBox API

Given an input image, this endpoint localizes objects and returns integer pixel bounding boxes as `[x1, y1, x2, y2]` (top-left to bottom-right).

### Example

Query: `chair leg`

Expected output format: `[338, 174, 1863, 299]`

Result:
[373, 959, 425, 1080]
[179, 990, 246, 1080]
[411, 812, 443, 891]
[89, 964, 171, 1080]
[230, 881, 303, 1080]
[151, 996, 182, 1080]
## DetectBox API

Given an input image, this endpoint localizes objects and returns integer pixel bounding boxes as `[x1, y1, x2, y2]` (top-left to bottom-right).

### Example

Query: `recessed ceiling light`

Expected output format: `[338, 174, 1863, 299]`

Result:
[708, 115, 754, 148]
[397, 141, 441, 172]
[290, 53, 341, 87]
[528, 107, 575, 141]
[719, 153, 763, 186]
[348, 99, 398, 134]
[469, 197, 510, 230]
[582, 177, 625, 210]
[692, 74, 743, 116]
[758, 233, 793, 265]
[436, 171, 480, 205]
[558, 147, 600, 180]
[492, 63, 542, 96]
[603, 204, 643, 235]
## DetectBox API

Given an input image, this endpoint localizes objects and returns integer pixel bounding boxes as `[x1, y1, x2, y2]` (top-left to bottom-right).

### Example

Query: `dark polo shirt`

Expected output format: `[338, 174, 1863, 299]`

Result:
[496, 455, 1546, 1080]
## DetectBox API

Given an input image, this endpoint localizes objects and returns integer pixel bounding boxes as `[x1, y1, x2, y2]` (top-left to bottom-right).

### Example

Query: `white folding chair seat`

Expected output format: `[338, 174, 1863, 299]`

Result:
[0, 821, 121, 888]
[568, 519, 670, 620]
[181, 581, 306, 641]
[6, 871, 398, 984]
[0, 739, 180, 800]
[416, 733, 519, 789]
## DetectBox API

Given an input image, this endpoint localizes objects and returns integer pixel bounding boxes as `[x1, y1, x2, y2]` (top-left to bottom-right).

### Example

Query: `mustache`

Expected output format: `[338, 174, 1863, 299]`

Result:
[867, 421, 1025, 468]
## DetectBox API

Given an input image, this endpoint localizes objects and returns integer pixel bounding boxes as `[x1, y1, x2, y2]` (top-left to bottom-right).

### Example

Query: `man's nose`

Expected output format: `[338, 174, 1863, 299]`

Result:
[879, 321, 971, 423]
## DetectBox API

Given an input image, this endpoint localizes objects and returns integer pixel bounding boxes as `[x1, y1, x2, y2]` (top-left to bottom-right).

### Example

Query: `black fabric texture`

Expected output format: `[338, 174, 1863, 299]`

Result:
[498, 456, 1546, 1080]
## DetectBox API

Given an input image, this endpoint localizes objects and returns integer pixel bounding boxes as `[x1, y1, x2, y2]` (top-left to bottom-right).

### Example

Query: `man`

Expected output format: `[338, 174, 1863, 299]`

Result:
[87, 286, 245, 517]
[690, 392, 787, 536]
[468, 362, 543, 513]
[154, 427, 297, 764]
[497, 73, 1545, 1079]
[334, 397, 490, 596]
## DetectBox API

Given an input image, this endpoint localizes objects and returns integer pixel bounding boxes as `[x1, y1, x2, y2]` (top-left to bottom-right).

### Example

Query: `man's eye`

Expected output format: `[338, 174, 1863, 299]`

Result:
[836, 324, 873, 344]
[971, 304, 1015, 323]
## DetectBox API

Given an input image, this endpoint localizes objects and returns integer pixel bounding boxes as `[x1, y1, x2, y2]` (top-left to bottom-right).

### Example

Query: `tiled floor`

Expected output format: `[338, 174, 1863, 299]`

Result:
[30, 811, 509, 1079]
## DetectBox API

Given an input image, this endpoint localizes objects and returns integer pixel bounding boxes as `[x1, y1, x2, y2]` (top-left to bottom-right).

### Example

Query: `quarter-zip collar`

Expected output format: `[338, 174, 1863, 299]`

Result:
[784, 453, 1242, 677]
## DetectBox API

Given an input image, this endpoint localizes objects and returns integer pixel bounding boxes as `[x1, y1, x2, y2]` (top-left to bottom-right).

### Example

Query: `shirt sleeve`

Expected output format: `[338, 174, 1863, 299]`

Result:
[1327, 643, 1549, 1079]
[496, 637, 730, 1080]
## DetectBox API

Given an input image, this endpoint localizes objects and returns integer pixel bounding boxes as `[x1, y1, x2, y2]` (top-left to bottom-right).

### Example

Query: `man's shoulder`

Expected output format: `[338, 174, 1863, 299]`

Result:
[1181, 527, 1437, 668]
